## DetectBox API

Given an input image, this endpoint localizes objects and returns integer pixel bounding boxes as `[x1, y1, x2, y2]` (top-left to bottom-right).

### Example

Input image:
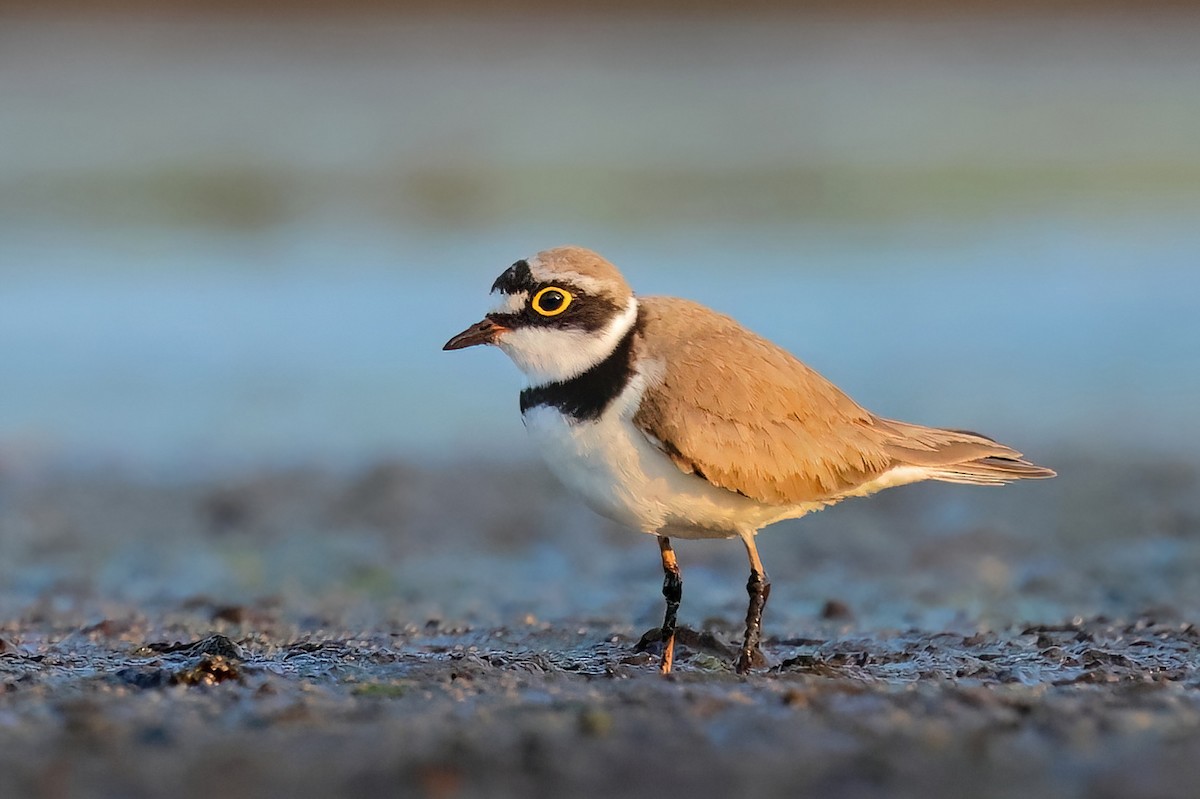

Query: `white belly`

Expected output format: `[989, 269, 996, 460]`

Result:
[521, 376, 801, 539]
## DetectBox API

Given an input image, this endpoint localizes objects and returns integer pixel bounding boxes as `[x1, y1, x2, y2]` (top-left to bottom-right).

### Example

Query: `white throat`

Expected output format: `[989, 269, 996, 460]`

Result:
[496, 297, 639, 387]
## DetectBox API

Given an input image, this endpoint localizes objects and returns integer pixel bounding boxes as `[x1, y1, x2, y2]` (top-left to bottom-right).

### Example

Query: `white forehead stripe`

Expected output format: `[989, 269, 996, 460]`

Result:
[488, 290, 528, 315]
[525, 265, 613, 298]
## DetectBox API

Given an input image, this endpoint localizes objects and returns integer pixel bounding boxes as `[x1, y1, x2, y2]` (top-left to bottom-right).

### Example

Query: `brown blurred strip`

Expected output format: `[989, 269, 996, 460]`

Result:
[3, 0, 1199, 17]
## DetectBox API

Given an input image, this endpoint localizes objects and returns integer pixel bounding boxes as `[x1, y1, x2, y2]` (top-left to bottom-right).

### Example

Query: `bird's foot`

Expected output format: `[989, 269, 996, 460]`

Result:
[636, 626, 737, 673]
[734, 643, 768, 675]
[660, 631, 676, 674]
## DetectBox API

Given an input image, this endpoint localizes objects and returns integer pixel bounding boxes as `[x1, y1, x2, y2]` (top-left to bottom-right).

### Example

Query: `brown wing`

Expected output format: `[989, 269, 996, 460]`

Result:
[631, 296, 898, 505]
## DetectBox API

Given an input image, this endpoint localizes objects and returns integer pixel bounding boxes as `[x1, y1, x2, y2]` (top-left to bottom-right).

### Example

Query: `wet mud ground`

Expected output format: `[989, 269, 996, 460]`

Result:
[2, 452, 1199, 798]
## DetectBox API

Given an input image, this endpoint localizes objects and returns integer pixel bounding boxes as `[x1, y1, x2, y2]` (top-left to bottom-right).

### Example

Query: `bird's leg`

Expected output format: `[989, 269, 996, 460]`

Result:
[736, 533, 771, 675]
[658, 536, 683, 674]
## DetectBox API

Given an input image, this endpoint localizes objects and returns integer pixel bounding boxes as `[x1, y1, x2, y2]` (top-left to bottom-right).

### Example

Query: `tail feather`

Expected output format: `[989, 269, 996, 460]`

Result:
[920, 456, 1057, 485]
[878, 419, 1056, 486]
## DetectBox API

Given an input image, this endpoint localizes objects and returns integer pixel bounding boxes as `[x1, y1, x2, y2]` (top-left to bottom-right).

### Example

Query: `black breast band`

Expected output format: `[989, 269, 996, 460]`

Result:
[519, 320, 639, 422]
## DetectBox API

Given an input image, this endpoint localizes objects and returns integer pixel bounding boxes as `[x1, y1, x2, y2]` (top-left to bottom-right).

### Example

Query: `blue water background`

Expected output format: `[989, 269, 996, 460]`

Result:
[1, 17, 1197, 472]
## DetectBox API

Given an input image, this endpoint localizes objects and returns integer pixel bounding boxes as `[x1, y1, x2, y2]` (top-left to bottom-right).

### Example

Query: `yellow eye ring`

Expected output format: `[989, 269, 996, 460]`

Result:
[531, 286, 573, 317]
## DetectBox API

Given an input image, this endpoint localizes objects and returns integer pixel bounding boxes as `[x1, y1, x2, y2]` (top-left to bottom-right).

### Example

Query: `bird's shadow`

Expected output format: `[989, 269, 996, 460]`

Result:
[633, 626, 769, 669]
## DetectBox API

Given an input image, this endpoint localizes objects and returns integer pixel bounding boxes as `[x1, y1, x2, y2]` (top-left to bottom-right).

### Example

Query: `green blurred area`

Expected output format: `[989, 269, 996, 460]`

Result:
[3, 15, 1198, 234]
[7, 160, 1200, 231]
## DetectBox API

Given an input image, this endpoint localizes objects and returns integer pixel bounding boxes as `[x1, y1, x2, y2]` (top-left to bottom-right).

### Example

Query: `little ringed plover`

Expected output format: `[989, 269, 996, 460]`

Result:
[444, 245, 1054, 675]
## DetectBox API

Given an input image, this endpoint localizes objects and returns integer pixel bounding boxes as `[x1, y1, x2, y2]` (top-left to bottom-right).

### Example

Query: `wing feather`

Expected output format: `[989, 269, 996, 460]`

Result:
[631, 296, 896, 505]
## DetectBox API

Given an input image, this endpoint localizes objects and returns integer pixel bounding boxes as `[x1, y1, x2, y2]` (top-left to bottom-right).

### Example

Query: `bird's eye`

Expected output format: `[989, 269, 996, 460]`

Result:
[531, 286, 573, 317]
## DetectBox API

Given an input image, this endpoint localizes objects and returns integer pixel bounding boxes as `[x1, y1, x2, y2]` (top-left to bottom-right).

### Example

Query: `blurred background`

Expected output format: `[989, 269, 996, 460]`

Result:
[2, 2, 1197, 474]
[0, 3, 1198, 629]
[4, 8, 1200, 795]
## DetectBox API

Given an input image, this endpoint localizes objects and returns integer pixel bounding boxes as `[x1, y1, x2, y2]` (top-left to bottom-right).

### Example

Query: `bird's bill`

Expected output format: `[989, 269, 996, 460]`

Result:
[442, 317, 509, 350]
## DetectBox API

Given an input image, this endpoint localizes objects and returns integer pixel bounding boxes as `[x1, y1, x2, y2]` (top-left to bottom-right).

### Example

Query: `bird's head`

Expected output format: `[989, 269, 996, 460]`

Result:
[443, 246, 638, 386]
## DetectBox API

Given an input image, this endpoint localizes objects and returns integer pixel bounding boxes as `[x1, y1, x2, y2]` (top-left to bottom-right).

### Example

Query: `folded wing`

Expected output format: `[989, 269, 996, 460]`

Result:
[631, 296, 1053, 507]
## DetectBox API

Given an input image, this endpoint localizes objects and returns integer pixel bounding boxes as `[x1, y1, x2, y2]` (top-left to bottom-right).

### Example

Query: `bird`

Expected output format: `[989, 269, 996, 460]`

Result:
[443, 245, 1055, 675]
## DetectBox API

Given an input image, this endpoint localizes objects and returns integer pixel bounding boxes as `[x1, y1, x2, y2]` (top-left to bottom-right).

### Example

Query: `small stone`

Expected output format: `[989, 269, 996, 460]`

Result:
[781, 688, 810, 707]
[821, 599, 854, 620]
[578, 707, 613, 737]
[213, 605, 248, 624]
[173, 654, 243, 687]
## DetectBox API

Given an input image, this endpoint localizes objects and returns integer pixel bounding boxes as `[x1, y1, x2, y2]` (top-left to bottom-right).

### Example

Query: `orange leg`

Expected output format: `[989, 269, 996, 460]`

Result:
[658, 536, 683, 674]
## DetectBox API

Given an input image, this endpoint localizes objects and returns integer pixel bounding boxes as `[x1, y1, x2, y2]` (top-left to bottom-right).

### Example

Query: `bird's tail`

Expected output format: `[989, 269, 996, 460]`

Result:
[878, 420, 1056, 485]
